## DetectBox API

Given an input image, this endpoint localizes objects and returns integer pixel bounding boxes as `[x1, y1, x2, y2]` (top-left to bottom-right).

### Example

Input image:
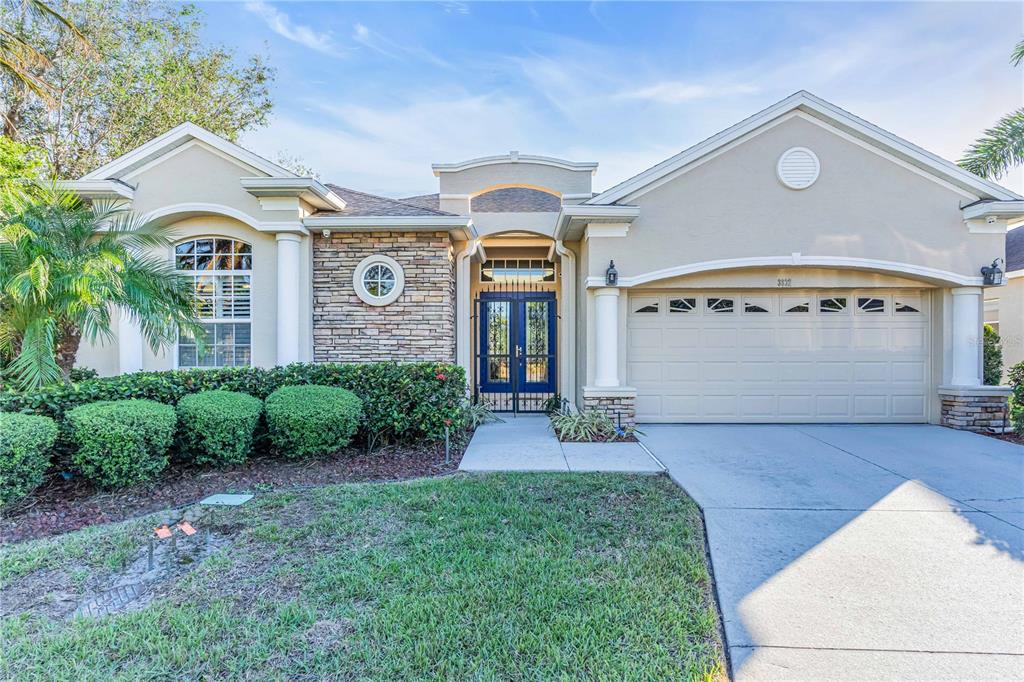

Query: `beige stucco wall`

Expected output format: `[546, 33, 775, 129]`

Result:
[991, 278, 1024, 376]
[584, 114, 998, 283]
[438, 161, 593, 197]
[76, 215, 312, 374]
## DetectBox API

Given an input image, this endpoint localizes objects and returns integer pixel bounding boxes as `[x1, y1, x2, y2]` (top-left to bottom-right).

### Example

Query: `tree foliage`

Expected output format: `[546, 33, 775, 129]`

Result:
[0, 135, 48, 212]
[1, 0, 274, 177]
[0, 188, 202, 389]
[959, 40, 1024, 180]
[983, 323, 1003, 386]
[0, 0, 91, 105]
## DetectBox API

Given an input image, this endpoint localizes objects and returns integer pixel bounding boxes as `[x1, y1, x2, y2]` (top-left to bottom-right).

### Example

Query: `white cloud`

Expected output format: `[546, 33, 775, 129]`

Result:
[243, 90, 553, 196]
[352, 23, 452, 69]
[616, 82, 760, 104]
[245, 1, 345, 57]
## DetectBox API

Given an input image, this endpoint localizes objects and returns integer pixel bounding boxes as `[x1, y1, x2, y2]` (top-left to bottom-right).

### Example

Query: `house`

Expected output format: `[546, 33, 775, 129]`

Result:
[985, 225, 1024, 377]
[66, 91, 1024, 431]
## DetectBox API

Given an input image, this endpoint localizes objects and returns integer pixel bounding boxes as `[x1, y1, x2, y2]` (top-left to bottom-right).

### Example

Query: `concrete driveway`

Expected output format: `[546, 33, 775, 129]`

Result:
[642, 424, 1024, 681]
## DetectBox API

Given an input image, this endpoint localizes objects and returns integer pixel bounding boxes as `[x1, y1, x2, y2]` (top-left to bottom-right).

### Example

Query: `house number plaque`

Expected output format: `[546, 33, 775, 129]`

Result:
[777, 278, 792, 288]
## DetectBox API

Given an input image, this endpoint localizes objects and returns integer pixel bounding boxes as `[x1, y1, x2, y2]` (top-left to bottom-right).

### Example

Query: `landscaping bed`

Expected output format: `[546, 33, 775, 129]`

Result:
[1, 441, 464, 544]
[0, 473, 725, 681]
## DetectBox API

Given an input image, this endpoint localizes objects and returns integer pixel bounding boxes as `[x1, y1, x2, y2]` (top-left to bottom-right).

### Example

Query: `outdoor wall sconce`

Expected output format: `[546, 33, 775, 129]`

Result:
[981, 258, 1004, 286]
[606, 260, 618, 286]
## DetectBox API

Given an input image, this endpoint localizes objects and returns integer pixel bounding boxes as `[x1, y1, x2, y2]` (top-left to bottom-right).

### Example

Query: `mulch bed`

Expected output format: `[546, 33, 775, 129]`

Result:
[2, 441, 466, 545]
[989, 431, 1024, 446]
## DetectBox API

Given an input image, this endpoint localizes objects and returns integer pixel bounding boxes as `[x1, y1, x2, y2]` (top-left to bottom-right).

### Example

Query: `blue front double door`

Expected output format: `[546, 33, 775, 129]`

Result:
[478, 292, 557, 402]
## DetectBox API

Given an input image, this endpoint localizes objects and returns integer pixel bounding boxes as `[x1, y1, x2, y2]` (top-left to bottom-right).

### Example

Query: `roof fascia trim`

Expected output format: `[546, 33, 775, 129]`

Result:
[240, 177, 346, 211]
[56, 179, 134, 200]
[81, 122, 294, 181]
[433, 153, 598, 176]
[588, 91, 1021, 206]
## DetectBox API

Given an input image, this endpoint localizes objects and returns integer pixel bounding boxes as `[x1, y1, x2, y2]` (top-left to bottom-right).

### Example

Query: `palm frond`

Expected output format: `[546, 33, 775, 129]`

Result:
[6, 316, 61, 389]
[959, 108, 1024, 180]
[1012, 38, 1024, 67]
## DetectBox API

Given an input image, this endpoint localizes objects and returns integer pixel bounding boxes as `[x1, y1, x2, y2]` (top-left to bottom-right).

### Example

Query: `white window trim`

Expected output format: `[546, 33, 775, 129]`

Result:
[174, 237, 253, 369]
[353, 254, 405, 306]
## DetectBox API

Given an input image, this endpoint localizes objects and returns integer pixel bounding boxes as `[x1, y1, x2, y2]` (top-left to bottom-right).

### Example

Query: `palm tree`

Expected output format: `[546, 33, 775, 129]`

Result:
[0, 187, 202, 389]
[1, 0, 91, 132]
[959, 40, 1024, 180]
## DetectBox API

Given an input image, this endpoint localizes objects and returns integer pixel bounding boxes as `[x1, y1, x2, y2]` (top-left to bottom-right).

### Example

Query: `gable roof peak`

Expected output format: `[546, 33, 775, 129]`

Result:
[80, 122, 295, 181]
[588, 91, 1022, 205]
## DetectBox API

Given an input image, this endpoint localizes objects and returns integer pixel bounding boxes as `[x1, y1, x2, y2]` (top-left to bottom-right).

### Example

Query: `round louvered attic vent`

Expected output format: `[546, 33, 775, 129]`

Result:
[777, 147, 820, 189]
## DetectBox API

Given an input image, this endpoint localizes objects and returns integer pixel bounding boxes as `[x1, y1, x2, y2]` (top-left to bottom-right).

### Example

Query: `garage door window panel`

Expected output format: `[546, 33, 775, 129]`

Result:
[632, 297, 660, 314]
[819, 296, 848, 313]
[707, 297, 735, 313]
[669, 298, 696, 313]
[783, 296, 811, 314]
[857, 296, 887, 314]
[743, 296, 772, 314]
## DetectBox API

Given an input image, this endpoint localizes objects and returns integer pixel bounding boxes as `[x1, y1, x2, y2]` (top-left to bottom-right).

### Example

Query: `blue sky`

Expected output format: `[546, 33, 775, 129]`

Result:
[198, 1, 1024, 197]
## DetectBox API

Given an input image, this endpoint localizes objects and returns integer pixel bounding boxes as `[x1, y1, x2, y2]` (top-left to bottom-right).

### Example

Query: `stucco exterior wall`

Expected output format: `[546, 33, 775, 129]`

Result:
[312, 231, 455, 363]
[993, 278, 1024, 376]
[438, 161, 593, 198]
[119, 142, 297, 226]
[584, 115, 998, 283]
[76, 215, 301, 374]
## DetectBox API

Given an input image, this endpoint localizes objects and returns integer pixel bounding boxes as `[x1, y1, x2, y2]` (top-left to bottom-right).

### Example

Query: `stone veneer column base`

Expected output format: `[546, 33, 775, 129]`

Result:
[937, 385, 1012, 433]
[581, 386, 637, 428]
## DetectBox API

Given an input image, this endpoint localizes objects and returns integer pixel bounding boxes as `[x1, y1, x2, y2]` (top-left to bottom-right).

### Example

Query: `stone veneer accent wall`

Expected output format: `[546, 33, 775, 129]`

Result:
[938, 389, 1010, 433]
[313, 231, 455, 363]
[582, 394, 637, 428]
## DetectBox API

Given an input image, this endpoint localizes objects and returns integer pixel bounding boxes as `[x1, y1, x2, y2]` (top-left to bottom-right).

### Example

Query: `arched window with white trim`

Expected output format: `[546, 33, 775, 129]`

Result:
[174, 237, 252, 367]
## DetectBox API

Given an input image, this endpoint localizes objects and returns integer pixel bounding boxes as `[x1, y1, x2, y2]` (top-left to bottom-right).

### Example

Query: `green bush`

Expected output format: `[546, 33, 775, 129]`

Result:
[548, 409, 641, 442]
[0, 413, 58, 508]
[1, 362, 465, 444]
[66, 400, 176, 487]
[1007, 362, 1024, 433]
[984, 324, 1003, 386]
[265, 385, 362, 458]
[177, 390, 263, 466]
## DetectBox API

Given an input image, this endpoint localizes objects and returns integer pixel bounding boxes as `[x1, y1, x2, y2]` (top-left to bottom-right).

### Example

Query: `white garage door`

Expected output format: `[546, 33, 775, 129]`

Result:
[627, 289, 931, 423]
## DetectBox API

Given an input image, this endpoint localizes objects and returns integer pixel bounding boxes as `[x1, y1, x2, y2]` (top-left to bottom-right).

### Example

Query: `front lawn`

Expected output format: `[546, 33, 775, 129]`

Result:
[1, 474, 724, 681]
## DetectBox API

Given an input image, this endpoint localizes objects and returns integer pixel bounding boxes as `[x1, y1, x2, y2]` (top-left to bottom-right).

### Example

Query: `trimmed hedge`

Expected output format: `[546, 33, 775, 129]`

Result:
[0, 413, 58, 508]
[66, 400, 176, 487]
[177, 391, 263, 466]
[1, 363, 465, 444]
[1008, 361, 1024, 433]
[265, 385, 362, 458]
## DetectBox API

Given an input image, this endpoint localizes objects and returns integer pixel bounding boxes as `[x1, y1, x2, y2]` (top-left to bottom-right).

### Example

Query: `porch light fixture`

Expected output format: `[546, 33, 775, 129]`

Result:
[605, 260, 618, 286]
[981, 258, 1004, 286]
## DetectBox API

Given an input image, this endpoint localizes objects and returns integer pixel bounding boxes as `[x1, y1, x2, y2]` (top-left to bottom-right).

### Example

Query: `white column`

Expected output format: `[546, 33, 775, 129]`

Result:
[950, 287, 983, 386]
[593, 287, 620, 387]
[117, 311, 144, 374]
[276, 233, 302, 366]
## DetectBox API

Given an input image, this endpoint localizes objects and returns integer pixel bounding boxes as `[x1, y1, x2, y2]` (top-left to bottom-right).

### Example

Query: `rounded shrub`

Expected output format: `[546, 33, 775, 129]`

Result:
[0, 413, 58, 508]
[67, 399, 176, 487]
[177, 390, 263, 466]
[265, 385, 362, 458]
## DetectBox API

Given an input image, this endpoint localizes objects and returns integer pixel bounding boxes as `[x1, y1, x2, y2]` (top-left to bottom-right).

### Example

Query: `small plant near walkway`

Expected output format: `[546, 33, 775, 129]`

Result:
[549, 408, 642, 442]
[0, 473, 724, 681]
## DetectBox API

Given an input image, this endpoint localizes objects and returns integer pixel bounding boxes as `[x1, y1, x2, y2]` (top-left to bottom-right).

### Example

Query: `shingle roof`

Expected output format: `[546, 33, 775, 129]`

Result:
[471, 187, 562, 213]
[317, 185, 456, 217]
[1007, 225, 1024, 272]
[398, 193, 441, 211]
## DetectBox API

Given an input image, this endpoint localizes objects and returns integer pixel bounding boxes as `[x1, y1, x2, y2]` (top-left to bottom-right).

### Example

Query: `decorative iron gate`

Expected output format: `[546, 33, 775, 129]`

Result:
[473, 279, 558, 413]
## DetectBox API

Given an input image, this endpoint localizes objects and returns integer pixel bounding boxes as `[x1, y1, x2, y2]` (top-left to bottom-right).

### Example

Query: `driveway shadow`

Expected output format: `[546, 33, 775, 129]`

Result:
[642, 424, 1024, 680]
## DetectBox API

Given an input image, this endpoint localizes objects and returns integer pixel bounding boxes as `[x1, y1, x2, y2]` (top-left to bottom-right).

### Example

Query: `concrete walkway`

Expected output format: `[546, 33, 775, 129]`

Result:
[643, 424, 1024, 681]
[459, 414, 662, 473]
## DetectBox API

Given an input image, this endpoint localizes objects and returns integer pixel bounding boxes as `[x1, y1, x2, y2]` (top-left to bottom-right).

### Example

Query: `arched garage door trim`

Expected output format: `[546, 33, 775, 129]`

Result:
[587, 255, 984, 288]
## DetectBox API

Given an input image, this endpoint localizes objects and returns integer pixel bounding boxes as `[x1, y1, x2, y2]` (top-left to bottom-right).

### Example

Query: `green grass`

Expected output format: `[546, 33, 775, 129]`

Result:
[1, 473, 724, 681]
